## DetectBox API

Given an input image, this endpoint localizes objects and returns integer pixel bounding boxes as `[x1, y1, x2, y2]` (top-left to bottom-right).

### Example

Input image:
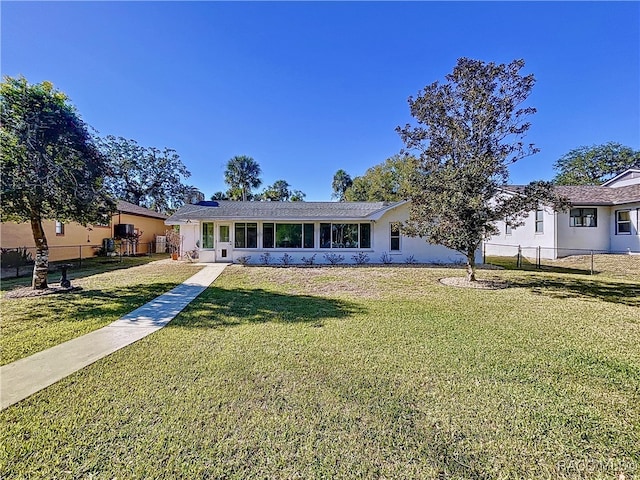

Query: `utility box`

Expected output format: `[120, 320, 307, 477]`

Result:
[155, 235, 167, 254]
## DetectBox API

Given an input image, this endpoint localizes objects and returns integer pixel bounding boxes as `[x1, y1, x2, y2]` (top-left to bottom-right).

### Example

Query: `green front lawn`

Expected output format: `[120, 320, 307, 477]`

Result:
[1, 260, 202, 365]
[1, 266, 639, 478]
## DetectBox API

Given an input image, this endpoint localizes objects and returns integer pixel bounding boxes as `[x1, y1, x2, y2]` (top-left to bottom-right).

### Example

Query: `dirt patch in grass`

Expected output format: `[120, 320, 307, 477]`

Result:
[439, 277, 509, 290]
[4, 284, 83, 299]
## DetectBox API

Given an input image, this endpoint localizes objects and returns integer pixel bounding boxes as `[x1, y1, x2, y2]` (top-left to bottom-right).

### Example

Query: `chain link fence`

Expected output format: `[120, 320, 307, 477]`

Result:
[483, 243, 640, 280]
[1, 241, 158, 279]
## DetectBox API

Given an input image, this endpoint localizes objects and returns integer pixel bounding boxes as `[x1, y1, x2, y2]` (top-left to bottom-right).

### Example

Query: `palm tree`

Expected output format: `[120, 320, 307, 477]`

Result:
[331, 169, 353, 201]
[224, 155, 262, 201]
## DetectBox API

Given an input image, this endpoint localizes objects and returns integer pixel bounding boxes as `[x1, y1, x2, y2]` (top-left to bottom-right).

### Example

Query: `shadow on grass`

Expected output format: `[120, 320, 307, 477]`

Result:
[509, 275, 640, 307]
[7, 282, 188, 322]
[0, 256, 170, 291]
[169, 287, 364, 328]
[486, 256, 593, 276]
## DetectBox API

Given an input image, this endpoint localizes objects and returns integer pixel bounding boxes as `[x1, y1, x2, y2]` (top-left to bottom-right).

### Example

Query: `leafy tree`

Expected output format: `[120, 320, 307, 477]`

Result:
[290, 190, 306, 202]
[396, 58, 565, 281]
[261, 180, 292, 201]
[331, 169, 353, 201]
[211, 191, 229, 201]
[183, 186, 205, 205]
[345, 154, 418, 202]
[260, 180, 307, 202]
[99, 135, 192, 213]
[553, 142, 640, 185]
[224, 155, 262, 201]
[1, 76, 115, 289]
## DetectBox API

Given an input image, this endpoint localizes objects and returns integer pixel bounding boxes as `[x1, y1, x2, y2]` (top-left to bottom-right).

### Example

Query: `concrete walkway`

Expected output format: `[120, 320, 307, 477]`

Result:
[1, 263, 228, 410]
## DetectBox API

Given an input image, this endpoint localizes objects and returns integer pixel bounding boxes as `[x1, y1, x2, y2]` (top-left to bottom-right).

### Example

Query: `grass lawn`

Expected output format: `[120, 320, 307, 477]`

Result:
[1, 266, 639, 478]
[1, 259, 202, 365]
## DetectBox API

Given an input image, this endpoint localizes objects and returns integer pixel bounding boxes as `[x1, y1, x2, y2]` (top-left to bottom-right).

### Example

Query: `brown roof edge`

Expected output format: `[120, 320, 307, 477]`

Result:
[115, 200, 169, 220]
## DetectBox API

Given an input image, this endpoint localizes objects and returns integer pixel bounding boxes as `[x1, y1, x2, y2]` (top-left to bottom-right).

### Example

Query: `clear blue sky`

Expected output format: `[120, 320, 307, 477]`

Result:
[2, 1, 638, 201]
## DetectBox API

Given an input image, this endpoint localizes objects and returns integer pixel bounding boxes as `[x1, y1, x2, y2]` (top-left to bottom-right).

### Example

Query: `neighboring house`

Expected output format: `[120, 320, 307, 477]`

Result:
[165, 201, 480, 265]
[485, 167, 640, 259]
[0, 200, 168, 262]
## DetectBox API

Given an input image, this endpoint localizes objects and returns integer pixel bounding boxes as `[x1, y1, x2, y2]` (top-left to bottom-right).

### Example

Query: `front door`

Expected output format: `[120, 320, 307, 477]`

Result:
[216, 223, 232, 262]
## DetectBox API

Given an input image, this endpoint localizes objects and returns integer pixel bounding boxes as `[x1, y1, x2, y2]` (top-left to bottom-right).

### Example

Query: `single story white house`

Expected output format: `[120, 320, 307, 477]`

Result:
[485, 167, 640, 259]
[165, 200, 481, 265]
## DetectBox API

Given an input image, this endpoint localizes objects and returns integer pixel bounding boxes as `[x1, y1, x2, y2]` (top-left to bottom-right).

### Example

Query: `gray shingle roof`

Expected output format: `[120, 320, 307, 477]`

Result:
[165, 201, 404, 224]
[116, 200, 169, 220]
[504, 185, 640, 206]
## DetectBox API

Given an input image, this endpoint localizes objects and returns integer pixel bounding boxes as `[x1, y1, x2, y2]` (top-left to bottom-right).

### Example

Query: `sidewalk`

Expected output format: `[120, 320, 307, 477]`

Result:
[0, 263, 228, 410]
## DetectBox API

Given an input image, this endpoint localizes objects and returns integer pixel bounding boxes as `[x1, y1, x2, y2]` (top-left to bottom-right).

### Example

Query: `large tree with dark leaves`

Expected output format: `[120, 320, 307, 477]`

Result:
[1, 76, 115, 289]
[100, 135, 192, 213]
[397, 58, 566, 281]
[553, 142, 640, 185]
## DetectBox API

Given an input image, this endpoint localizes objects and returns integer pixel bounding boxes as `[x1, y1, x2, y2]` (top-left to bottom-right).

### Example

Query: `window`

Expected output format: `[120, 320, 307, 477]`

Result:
[276, 224, 302, 248]
[235, 223, 257, 248]
[262, 223, 315, 248]
[319, 223, 371, 249]
[390, 223, 400, 251]
[505, 223, 512, 235]
[535, 208, 544, 234]
[263, 223, 275, 248]
[55, 221, 65, 236]
[570, 208, 597, 227]
[202, 223, 214, 248]
[304, 224, 314, 249]
[219, 225, 230, 243]
[616, 210, 631, 234]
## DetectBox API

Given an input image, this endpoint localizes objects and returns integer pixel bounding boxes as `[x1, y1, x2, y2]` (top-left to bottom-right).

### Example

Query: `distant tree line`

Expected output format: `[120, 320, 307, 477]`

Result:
[211, 155, 306, 202]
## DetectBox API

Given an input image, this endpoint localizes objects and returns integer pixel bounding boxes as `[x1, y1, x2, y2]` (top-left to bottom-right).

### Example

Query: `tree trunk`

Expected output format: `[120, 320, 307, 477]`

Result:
[30, 215, 49, 289]
[466, 253, 477, 282]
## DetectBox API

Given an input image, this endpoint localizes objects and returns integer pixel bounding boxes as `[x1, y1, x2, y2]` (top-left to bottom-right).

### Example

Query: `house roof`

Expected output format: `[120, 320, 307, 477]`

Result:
[116, 200, 169, 220]
[601, 167, 640, 187]
[165, 201, 405, 224]
[504, 184, 640, 206]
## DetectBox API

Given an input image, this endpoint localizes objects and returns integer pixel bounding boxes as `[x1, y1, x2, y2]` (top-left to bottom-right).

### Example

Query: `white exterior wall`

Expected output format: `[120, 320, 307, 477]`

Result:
[180, 223, 198, 256]
[373, 203, 475, 264]
[177, 203, 479, 265]
[610, 204, 640, 253]
[484, 206, 557, 259]
[556, 207, 611, 255]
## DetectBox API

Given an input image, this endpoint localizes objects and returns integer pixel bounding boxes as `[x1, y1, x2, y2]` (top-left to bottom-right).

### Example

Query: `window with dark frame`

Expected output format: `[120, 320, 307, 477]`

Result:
[535, 208, 544, 234]
[319, 223, 371, 249]
[390, 223, 400, 251]
[55, 221, 65, 236]
[569, 208, 597, 227]
[616, 210, 631, 234]
[235, 223, 257, 248]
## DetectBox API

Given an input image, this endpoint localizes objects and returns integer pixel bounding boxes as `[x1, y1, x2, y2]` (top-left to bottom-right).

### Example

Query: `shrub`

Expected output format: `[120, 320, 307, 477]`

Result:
[259, 252, 272, 265]
[404, 255, 417, 264]
[323, 253, 345, 265]
[0, 247, 34, 269]
[301, 254, 316, 265]
[279, 253, 294, 265]
[352, 252, 370, 265]
[380, 252, 393, 264]
[236, 255, 252, 266]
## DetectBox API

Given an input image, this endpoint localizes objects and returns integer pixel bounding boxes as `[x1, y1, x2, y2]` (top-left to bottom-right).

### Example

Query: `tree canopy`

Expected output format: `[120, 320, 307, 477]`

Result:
[396, 58, 564, 281]
[344, 155, 417, 202]
[553, 142, 640, 185]
[100, 135, 192, 213]
[1, 76, 115, 288]
[260, 180, 306, 202]
[331, 169, 353, 201]
[224, 155, 262, 201]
